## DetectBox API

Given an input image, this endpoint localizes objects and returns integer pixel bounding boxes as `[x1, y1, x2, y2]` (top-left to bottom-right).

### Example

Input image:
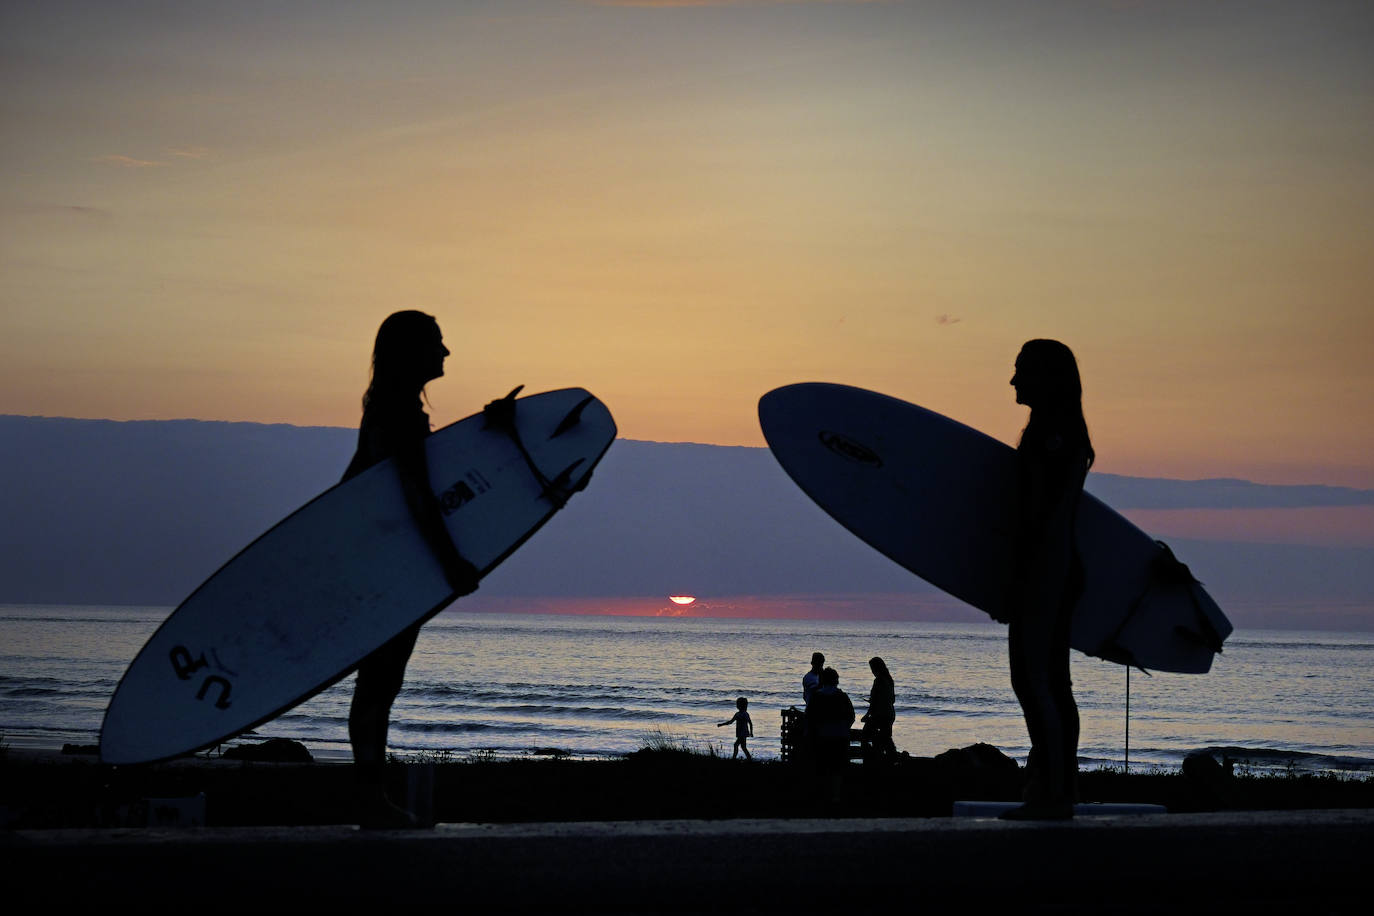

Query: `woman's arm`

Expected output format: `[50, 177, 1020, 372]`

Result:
[391, 437, 479, 596]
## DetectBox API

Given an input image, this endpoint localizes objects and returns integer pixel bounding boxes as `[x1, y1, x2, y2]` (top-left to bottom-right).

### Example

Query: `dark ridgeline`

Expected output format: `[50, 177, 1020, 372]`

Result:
[0, 415, 352, 604]
[1, 416, 1373, 625]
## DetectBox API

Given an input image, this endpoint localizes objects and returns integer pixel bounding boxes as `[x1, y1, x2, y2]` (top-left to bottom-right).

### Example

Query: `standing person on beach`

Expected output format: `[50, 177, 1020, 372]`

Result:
[1001, 339, 1094, 821]
[343, 310, 481, 828]
[860, 656, 897, 762]
[718, 696, 754, 760]
[802, 651, 825, 703]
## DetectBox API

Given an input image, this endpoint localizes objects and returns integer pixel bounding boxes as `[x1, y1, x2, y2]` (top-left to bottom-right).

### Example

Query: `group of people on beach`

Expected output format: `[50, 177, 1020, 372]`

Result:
[800, 651, 897, 764]
[345, 312, 1092, 825]
[714, 651, 896, 767]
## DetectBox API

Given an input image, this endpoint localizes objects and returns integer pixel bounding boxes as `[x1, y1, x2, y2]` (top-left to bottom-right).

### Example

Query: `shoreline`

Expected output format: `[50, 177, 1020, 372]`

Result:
[8, 727, 1372, 778]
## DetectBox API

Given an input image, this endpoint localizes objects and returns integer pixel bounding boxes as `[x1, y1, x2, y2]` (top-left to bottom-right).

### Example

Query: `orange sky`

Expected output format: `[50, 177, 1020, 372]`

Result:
[3, 0, 1372, 486]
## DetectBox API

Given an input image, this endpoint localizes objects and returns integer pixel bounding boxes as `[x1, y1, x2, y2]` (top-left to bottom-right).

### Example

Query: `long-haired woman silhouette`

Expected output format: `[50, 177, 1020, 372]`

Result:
[1002, 339, 1093, 820]
[861, 656, 897, 762]
[343, 310, 479, 828]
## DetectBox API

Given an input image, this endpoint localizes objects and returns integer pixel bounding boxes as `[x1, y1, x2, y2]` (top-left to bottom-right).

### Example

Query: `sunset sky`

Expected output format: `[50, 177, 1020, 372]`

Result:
[3, 0, 1372, 488]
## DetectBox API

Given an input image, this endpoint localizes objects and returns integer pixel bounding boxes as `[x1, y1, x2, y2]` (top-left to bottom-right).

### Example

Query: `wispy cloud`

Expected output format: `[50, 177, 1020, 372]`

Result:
[935, 314, 962, 326]
[92, 147, 213, 169]
[92, 154, 166, 169]
[56, 205, 111, 217]
[4, 203, 113, 219]
[166, 146, 213, 160]
[588, 1, 890, 7]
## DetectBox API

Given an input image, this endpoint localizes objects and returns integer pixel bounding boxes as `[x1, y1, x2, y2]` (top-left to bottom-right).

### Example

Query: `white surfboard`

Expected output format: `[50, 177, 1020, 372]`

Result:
[758, 383, 1231, 674]
[101, 388, 616, 765]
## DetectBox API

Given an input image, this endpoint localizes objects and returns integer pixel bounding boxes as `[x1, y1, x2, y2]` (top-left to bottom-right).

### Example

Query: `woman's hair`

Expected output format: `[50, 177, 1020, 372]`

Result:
[820, 667, 839, 687]
[1016, 338, 1095, 469]
[363, 310, 440, 412]
[869, 656, 891, 681]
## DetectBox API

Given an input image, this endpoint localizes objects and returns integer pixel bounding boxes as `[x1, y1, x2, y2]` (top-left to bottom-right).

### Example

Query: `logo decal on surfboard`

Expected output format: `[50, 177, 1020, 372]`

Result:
[438, 469, 493, 516]
[819, 430, 883, 468]
[169, 645, 235, 710]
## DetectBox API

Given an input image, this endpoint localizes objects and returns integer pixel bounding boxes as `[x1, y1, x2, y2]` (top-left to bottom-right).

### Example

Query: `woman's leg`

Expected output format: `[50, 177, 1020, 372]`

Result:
[1008, 581, 1072, 808]
[879, 716, 897, 758]
[350, 624, 421, 826]
[1049, 596, 1079, 800]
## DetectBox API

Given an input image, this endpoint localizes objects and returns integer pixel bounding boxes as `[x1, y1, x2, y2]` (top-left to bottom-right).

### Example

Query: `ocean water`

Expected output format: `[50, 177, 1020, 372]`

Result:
[2, 603, 1372, 775]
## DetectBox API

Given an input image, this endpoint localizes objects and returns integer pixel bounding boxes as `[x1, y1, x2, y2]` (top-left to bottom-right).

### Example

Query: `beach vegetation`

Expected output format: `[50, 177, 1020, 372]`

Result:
[1086, 763, 1175, 777]
[387, 748, 456, 765]
[384, 746, 577, 765]
[632, 729, 721, 759]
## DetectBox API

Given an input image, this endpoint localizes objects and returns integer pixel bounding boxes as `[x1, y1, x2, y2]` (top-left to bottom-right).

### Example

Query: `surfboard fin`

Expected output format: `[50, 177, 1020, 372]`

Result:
[1103, 540, 1224, 666]
[1150, 541, 1226, 654]
[541, 458, 588, 508]
[483, 385, 524, 432]
[550, 394, 595, 439]
[1175, 623, 1222, 654]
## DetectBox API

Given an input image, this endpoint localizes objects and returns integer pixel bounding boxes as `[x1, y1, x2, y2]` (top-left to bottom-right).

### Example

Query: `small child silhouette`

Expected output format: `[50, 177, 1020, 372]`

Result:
[718, 696, 754, 760]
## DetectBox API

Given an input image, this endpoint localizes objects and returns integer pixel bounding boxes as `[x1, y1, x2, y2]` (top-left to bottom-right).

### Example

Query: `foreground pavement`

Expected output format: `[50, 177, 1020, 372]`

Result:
[7, 809, 1371, 913]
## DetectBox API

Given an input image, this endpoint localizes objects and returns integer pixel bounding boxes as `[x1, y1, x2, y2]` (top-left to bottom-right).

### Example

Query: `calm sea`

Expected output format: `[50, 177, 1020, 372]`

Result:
[2, 603, 1372, 776]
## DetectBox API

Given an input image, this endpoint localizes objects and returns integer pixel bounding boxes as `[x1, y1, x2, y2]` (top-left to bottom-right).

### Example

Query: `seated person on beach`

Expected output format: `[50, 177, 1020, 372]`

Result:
[718, 696, 754, 760]
[805, 667, 855, 780]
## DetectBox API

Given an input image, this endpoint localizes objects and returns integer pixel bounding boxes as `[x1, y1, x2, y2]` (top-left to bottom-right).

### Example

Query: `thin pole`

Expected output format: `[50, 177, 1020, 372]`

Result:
[1124, 665, 1131, 774]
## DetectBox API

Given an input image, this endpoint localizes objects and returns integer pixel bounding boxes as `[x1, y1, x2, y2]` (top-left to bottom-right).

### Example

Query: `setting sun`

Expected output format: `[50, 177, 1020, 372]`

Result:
[668, 596, 697, 606]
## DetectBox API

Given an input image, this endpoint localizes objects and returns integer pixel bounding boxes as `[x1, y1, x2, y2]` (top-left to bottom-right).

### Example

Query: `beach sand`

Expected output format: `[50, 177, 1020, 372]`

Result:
[4, 743, 1371, 828]
[4, 747, 1371, 911]
[7, 811, 1371, 912]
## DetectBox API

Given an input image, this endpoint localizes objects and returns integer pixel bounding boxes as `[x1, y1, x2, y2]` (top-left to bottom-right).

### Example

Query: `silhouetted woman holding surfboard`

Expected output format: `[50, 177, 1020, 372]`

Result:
[1003, 339, 1093, 820]
[344, 310, 479, 828]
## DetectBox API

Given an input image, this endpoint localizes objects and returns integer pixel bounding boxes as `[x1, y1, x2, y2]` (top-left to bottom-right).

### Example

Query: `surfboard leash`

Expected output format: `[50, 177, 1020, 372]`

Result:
[484, 387, 590, 509]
